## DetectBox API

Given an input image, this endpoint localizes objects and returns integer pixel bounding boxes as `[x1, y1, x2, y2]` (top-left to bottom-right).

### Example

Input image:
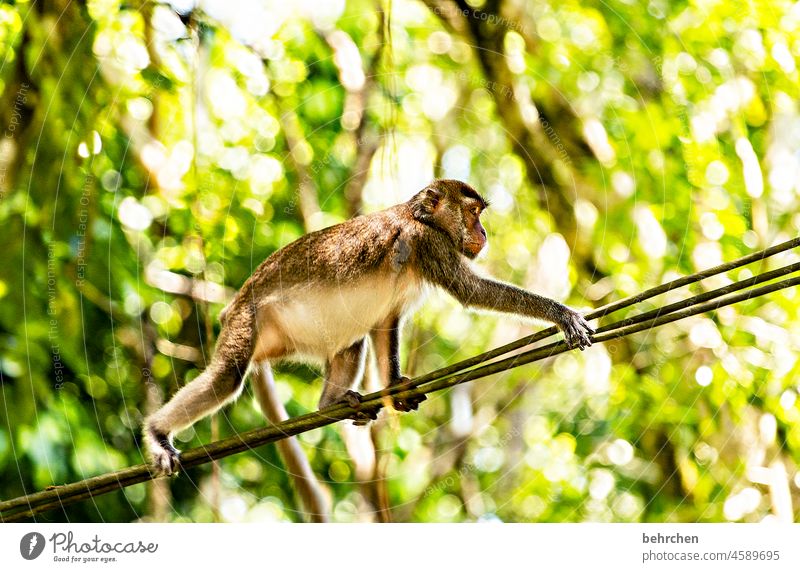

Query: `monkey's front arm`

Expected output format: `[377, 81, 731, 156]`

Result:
[422, 255, 595, 350]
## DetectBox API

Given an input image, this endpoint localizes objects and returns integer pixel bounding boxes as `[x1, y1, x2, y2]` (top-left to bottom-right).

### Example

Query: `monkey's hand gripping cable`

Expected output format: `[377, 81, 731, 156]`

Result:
[1, 237, 799, 521]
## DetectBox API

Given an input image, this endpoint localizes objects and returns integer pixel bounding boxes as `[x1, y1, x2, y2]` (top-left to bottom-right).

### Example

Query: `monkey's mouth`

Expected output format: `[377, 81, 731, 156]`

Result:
[463, 241, 486, 259]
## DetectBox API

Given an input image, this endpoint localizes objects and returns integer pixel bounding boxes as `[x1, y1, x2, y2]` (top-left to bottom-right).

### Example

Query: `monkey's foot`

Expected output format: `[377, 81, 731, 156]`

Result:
[145, 427, 181, 476]
[351, 409, 380, 426]
[338, 390, 381, 426]
[391, 377, 427, 412]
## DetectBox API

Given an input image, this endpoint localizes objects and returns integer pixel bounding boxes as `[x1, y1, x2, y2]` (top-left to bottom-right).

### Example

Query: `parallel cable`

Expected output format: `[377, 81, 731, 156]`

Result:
[411, 273, 800, 399]
[1, 238, 797, 521]
[409, 236, 800, 386]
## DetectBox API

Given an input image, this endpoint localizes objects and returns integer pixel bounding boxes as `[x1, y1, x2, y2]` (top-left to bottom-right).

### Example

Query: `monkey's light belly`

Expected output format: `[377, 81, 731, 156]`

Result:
[274, 278, 421, 358]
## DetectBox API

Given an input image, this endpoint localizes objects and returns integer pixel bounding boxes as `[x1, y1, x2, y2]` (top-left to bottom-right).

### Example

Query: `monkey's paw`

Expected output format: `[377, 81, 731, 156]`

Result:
[144, 426, 181, 476]
[391, 377, 427, 412]
[338, 390, 382, 426]
[560, 310, 595, 351]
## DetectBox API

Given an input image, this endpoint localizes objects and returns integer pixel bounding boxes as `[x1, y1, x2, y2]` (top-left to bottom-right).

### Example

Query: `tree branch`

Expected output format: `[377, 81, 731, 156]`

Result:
[250, 363, 331, 522]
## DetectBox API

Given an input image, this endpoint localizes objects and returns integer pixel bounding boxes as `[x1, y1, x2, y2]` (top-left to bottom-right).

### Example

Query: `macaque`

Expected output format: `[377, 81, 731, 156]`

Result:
[144, 179, 594, 474]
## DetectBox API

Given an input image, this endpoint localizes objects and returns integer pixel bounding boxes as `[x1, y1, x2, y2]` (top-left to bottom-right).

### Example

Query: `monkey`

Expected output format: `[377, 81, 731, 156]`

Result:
[143, 179, 594, 475]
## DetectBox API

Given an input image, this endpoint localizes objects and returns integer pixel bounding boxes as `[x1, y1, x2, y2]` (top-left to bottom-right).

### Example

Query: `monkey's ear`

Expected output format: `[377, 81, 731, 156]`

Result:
[419, 186, 445, 213]
[410, 185, 446, 222]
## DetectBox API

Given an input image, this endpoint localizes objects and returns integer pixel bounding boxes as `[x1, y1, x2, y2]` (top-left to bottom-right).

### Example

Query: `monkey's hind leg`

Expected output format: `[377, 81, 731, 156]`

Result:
[144, 307, 255, 475]
[370, 317, 426, 414]
[318, 339, 381, 426]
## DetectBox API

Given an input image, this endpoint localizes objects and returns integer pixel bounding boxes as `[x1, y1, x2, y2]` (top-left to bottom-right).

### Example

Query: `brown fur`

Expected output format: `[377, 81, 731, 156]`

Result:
[143, 179, 593, 474]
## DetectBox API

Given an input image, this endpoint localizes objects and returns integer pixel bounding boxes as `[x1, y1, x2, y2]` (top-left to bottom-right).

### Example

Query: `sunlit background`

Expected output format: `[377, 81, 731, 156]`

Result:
[0, 0, 799, 522]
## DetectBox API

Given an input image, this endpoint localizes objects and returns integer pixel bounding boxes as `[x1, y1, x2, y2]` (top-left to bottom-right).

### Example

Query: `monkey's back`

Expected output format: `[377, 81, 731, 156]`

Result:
[258, 207, 410, 284]
[233, 205, 426, 358]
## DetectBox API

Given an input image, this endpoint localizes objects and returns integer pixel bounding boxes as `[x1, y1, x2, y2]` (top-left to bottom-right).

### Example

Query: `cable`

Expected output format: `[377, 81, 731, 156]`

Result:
[1, 238, 797, 521]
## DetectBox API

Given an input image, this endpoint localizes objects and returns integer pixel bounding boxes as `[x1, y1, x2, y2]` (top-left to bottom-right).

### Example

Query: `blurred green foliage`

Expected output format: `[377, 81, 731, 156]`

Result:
[0, 0, 799, 523]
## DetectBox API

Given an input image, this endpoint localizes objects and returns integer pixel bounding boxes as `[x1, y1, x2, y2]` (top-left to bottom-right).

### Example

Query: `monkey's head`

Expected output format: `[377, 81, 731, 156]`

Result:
[410, 179, 488, 259]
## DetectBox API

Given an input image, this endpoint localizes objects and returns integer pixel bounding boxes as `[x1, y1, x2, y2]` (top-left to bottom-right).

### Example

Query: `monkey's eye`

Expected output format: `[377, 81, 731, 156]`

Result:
[471, 207, 481, 216]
